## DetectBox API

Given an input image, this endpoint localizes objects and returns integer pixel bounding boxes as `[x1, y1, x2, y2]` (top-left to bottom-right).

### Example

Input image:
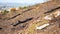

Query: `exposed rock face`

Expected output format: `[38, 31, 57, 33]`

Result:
[0, 0, 60, 34]
[52, 0, 60, 5]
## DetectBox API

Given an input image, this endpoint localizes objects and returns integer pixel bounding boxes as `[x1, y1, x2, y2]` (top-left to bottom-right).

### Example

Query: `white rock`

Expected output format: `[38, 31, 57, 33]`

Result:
[7, 8, 11, 11]
[36, 20, 41, 22]
[0, 11, 2, 13]
[36, 23, 50, 30]
[44, 15, 52, 20]
[55, 11, 60, 17]
[16, 7, 19, 10]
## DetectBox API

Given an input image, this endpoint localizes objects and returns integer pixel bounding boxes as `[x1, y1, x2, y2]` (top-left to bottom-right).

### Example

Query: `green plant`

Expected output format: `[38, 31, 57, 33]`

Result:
[19, 6, 28, 9]
[23, 6, 28, 9]
[19, 7, 22, 9]
[1, 10, 9, 14]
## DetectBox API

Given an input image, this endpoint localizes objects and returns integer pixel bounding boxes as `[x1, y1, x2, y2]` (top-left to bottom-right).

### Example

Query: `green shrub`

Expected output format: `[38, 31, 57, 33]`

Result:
[19, 7, 22, 9]
[19, 6, 28, 9]
[23, 6, 28, 9]
[1, 10, 9, 14]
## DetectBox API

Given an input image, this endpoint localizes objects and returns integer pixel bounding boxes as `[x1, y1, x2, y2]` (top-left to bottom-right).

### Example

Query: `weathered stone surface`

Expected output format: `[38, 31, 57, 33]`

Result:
[0, 0, 60, 34]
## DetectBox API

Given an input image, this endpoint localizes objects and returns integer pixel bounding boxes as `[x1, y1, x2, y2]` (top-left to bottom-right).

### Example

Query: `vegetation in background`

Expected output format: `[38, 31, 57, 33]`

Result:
[19, 6, 28, 9]
[23, 6, 28, 9]
[1, 10, 9, 15]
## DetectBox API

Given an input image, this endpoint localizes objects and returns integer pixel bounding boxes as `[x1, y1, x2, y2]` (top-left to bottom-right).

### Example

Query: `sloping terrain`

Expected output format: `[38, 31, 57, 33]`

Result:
[0, 0, 60, 34]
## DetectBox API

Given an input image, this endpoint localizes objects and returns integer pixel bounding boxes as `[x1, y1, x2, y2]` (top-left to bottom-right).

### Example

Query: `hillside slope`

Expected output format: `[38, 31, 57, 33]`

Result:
[0, 0, 60, 34]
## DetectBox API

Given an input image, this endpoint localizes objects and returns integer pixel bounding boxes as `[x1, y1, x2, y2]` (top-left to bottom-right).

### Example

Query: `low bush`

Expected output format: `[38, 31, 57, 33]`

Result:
[1, 10, 9, 14]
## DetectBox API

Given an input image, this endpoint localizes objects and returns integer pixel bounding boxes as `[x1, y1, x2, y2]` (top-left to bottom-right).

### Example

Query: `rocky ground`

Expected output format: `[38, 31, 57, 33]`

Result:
[0, 0, 60, 34]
